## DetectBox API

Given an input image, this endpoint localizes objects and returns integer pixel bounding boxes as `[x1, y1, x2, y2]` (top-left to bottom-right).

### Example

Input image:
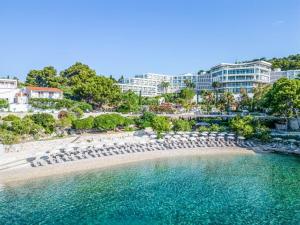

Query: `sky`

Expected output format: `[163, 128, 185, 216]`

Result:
[1, 0, 300, 80]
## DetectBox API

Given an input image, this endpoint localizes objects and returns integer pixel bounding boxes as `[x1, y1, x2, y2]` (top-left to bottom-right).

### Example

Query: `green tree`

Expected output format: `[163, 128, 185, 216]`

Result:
[72, 75, 121, 108]
[160, 81, 170, 94]
[117, 91, 140, 113]
[262, 78, 300, 119]
[26, 66, 61, 87]
[201, 90, 214, 113]
[184, 79, 196, 89]
[229, 115, 255, 138]
[151, 116, 171, 137]
[219, 92, 235, 113]
[212, 81, 221, 103]
[238, 88, 251, 110]
[179, 88, 195, 102]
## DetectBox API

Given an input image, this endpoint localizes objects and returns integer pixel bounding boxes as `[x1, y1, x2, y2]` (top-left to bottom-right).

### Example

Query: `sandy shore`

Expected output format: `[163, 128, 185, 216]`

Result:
[0, 147, 254, 184]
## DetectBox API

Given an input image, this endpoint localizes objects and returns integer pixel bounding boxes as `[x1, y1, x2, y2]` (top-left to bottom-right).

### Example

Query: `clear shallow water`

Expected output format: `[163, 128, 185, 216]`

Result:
[0, 154, 300, 225]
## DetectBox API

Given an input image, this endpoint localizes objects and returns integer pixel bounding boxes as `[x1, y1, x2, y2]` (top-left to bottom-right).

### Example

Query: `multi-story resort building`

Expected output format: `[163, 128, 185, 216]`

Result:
[118, 73, 172, 97]
[270, 68, 300, 83]
[210, 61, 272, 94]
[196, 72, 212, 92]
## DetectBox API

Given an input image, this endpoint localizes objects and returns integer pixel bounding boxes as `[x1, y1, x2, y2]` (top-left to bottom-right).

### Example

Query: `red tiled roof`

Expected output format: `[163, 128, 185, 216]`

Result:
[26, 86, 63, 93]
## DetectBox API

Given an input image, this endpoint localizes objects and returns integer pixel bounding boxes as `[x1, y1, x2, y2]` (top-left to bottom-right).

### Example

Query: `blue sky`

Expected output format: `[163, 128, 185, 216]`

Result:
[1, 0, 300, 80]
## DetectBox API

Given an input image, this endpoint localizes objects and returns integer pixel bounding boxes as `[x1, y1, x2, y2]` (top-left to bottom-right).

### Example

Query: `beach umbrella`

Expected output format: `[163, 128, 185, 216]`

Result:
[174, 135, 181, 138]
[183, 134, 189, 138]
[190, 137, 197, 141]
[192, 133, 198, 137]
[201, 132, 208, 136]
[228, 133, 235, 136]
[165, 135, 172, 139]
[237, 136, 245, 140]
[200, 136, 206, 140]
[228, 136, 235, 140]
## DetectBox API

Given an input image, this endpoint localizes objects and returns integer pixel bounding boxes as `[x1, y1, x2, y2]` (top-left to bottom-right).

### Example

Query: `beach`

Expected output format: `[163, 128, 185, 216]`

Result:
[0, 147, 254, 184]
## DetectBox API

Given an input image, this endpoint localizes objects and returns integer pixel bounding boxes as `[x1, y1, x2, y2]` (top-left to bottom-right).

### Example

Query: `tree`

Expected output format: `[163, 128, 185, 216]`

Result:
[26, 66, 61, 87]
[262, 78, 300, 120]
[229, 115, 255, 138]
[184, 79, 196, 89]
[151, 116, 171, 137]
[117, 90, 140, 113]
[201, 90, 214, 114]
[179, 88, 195, 102]
[212, 81, 221, 103]
[118, 75, 125, 83]
[238, 88, 251, 110]
[221, 92, 235, 113]
[71, 75, 121, 108]
[252, 84, 271, 112]
[160, 81, 170, 94]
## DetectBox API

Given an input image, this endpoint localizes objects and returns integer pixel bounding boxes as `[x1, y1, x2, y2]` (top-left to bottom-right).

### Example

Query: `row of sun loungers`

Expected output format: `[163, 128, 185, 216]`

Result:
[29, 133, 253, 167]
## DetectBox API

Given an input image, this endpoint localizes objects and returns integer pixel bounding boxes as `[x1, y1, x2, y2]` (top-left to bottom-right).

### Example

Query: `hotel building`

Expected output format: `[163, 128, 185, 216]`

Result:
[118, 73, 172, 97]
[270, 68, 300, 83]
[210, 61, 271, 94]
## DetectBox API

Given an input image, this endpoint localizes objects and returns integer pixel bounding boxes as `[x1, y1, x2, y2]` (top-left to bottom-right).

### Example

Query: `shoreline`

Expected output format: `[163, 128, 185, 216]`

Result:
[0, 147, 254, 185]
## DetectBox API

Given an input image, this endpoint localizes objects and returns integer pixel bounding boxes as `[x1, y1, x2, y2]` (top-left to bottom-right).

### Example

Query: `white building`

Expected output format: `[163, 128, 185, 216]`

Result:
[118, 73, 172, 97]
[196, 72, 212, 92]
[270, 68, 300, 83]
[26, 86, 63, 99]
[0, 79, 19, 104]
[210, 60, 271, 94]
[0, 78, 64, 112]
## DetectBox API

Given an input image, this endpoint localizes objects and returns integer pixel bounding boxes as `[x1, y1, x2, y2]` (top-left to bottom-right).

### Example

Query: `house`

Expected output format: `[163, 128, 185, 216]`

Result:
[26, 86, 63, 99]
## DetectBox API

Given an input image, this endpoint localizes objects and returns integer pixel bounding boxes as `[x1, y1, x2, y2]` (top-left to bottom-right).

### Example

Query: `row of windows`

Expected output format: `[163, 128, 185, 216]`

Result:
[225, 88, 254, 93]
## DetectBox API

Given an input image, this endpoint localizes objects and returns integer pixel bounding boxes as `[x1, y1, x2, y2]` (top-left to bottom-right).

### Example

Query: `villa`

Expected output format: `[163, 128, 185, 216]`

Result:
[0, 78, 63, 112]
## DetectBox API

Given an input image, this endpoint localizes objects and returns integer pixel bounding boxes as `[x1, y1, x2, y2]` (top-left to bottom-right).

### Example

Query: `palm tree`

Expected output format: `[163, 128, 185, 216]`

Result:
[160, 81, 170, 94]
[212, 81, 221, 103]
[223, 92, 235, 113]
[184, 79, 196, 89]
[201, 90, 214, 114]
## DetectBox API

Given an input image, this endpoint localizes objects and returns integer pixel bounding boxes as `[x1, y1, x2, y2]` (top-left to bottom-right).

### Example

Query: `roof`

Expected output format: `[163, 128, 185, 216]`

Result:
[26, 86, 63, 93]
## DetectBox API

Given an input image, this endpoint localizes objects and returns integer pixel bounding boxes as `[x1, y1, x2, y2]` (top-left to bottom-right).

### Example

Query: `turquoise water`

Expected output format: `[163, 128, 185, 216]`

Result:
[0, 154, 300, 225]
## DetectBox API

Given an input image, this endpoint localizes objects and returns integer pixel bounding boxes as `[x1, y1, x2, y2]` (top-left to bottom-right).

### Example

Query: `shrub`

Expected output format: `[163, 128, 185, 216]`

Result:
[29, 98, 92, 112]
[135, 112, 156, 129]
[71, 107, 84, 118]
[2, 114, 21, 122]
[0, 130, 20, 145]
[172, 119, 191, 132]
[254, 124, 271, 142]
[198, 126, 209, 132]
[0, 99, 9, 109]
[72, 116, 94, 130]
[94, 114, 126, 131]
[229, 115, 255, 138]
[151, 116, 171, 136]
[30, 113, 56, 134]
